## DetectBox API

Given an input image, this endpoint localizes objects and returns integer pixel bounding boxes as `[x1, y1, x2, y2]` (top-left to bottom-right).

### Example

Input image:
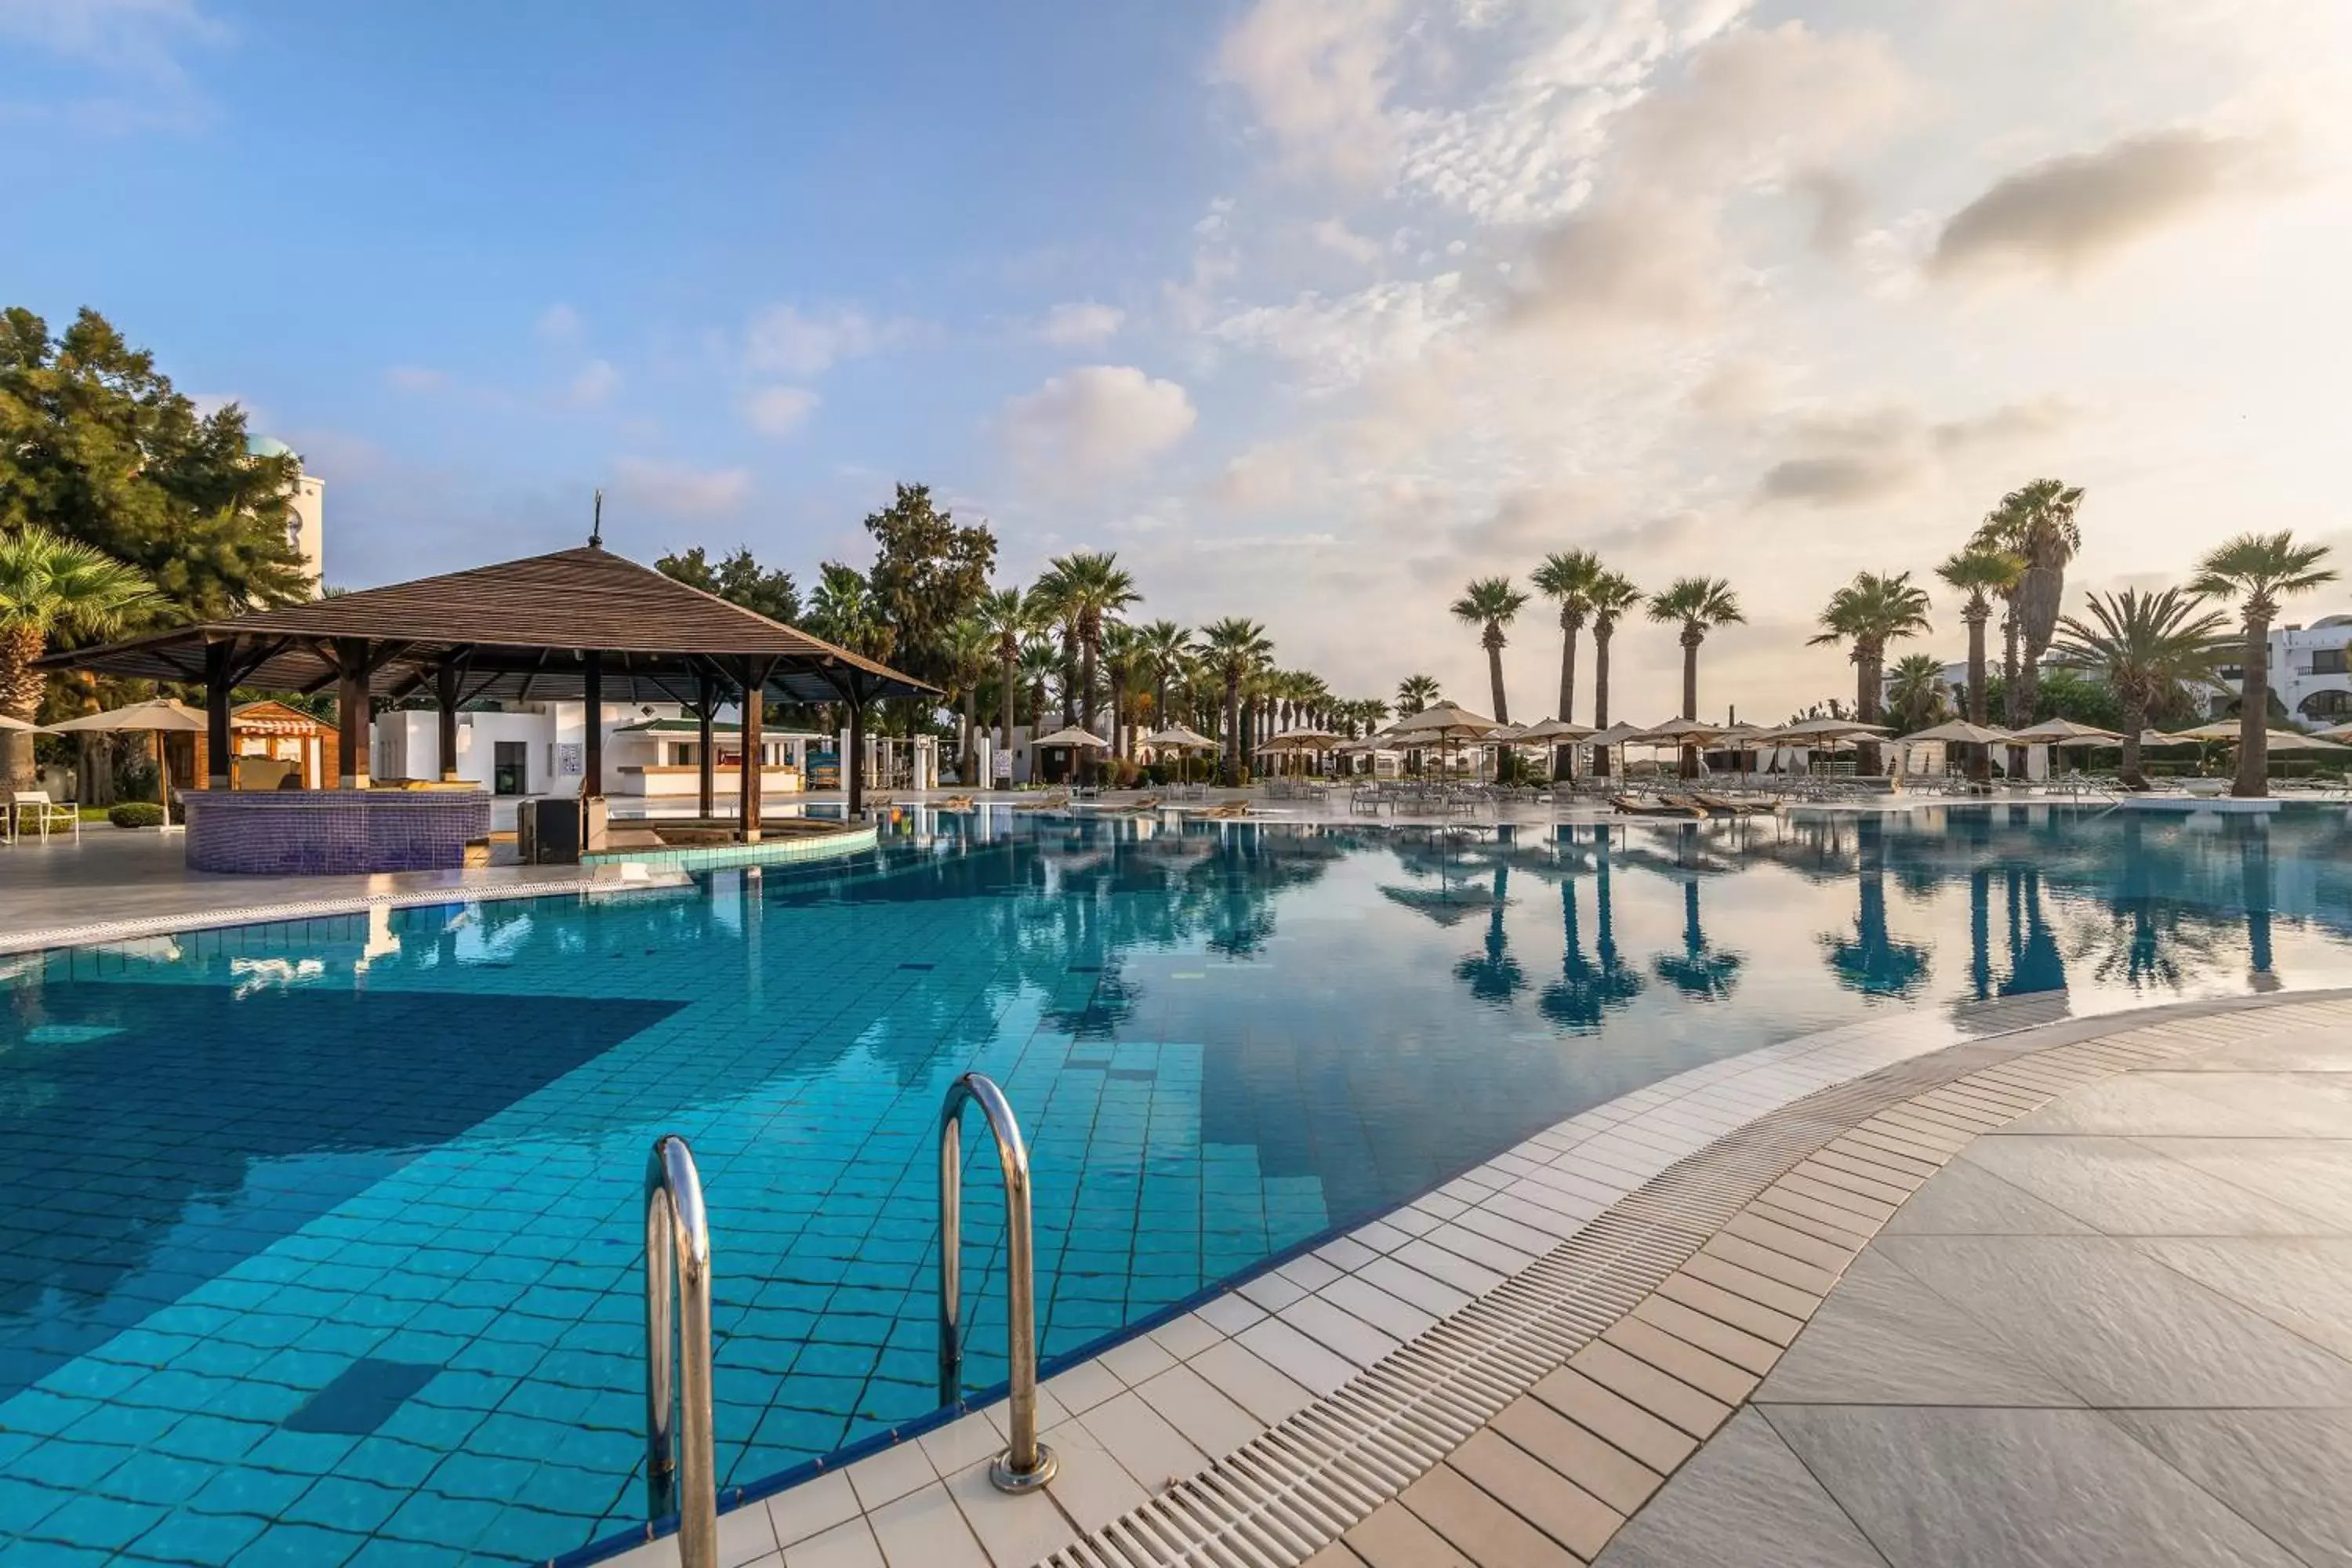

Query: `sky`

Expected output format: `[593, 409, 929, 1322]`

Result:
[5, 0, 2350, 724]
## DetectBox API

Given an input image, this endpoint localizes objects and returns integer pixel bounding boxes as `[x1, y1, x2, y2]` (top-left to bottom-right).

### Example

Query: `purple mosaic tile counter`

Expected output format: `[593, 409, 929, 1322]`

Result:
[181, 789, 493, 874]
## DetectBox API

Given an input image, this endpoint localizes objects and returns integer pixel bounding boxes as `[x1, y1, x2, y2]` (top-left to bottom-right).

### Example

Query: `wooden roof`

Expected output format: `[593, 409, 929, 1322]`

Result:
[40, 545, 935, 705]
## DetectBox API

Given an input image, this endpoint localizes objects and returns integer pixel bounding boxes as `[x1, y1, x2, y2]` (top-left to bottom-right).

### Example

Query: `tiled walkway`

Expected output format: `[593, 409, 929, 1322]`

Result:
[596, 992, 2352, 1568]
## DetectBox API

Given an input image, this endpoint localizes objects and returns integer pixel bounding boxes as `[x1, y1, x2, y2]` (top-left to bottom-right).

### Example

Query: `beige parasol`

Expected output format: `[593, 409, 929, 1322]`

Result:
[42, 698, 210, 825]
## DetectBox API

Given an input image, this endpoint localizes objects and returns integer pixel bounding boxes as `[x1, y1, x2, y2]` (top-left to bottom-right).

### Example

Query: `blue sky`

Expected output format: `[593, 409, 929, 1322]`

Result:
[7, 1, 2349, 720]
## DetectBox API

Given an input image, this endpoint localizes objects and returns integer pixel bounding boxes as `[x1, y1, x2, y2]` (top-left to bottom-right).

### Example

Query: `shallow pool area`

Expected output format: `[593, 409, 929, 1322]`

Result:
[4, 803, 2351, 1565]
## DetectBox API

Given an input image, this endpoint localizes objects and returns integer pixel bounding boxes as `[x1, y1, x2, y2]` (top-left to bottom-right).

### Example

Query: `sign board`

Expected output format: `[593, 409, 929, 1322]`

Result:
[808, 749, 840, 790]
[551, 742, 584, 777]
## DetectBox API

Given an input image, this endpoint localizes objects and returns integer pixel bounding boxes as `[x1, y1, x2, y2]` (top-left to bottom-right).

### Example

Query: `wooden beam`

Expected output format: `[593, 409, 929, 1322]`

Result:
[336, 637, 372, 788]
[696, 670, 716, 818]
[583, 650, 604, 797]
[436, 662, 463, 782]
[738, 657, 766, 844]
[205, 640, 233, 789]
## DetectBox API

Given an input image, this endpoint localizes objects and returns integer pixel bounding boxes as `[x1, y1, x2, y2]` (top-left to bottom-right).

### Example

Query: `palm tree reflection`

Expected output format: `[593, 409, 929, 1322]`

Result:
[1821, 819, 1932, 998]
[1454, 861, 1526, 1006]
[1654, 877, 1743, 1000]
[1541, 828, 1643, 1028]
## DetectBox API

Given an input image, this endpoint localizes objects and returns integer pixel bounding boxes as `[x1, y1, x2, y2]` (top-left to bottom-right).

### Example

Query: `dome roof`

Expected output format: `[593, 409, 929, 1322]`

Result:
[245, 434, 297, 459]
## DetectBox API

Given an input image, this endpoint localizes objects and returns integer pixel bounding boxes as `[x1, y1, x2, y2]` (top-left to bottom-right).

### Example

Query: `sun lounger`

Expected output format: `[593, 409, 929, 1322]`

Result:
[1613, 793, 1708, 818]
[1692, 792, 1780, 816]
[938, 795, 977, 812]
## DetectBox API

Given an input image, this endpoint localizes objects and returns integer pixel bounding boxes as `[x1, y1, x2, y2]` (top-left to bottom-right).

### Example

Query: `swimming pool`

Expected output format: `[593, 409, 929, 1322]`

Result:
[5, 803, 2350, 1564]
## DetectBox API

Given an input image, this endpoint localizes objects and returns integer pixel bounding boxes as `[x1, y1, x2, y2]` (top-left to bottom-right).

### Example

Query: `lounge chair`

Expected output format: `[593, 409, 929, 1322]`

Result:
[1184, 800, 1254, 819]
[1692, 792, 1780, 816]
[938, 795, 977, 812]
[1015, 792, 1072, 813]
[1612, 793, 1708, 818]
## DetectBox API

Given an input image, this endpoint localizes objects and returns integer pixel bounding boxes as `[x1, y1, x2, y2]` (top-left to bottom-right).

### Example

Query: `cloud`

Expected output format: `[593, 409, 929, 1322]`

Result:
[743, 304, 909, 377]
[608, 458, 752, 519]
[741, 385, 819, 437]
[1929, 129, 2259, 278]
[997, 365, 1196, 481]
[1793, 169, 1866, 255]
[535, 303, 583, 343]
[1309, 218, 1384, 266]
[1036, 301, 1124, 346]
[1929, 397, 2078, 454]
[568, 358, 620, 407]
[0, 0, 226, 132]
[384, 365, 448, 394]
[1616, 22, 1912, 191]
[1506, 192, 1724, 334]
[1216, 0, 1399, 183]
[1755, 452, 1923, 507]
[1689, 358, 1784, 420]
[1215, 274, 1472, 390]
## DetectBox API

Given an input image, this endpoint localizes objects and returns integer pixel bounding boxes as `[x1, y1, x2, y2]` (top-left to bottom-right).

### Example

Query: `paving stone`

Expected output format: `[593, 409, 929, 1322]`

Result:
[1679, 1251, 1824, 1321]
[1399, 1463, 1579, 1568]
[2136, 1138, 2352, 1232]
[1961, 1134, 2326, 1236]
[1767, 1405, 2303, 1568]
[1486, 1396, 1664, 1516]
[1721, 1211, 1862, 1274]
[1878, 1159, 2095, 1237]
[1653, 1272, 1805, 1348]
[1566, 1342, 1731, 1442]
[1699, 1233, 1842, 1298]
[1755, 1252, 2079, 1407]
[2107, 1408, 2352, 1568]
[1593, 1410, 1888, 1568]
[1878, 1234, 2352, 1408]
[2135, 1237, 2352, 1363]
[1600, 1316, 1759, 1406]
[1343, 1500, 1472, 1568]
[1629, 1294, 1782, 1376]
[1530, 1367, 1697, 1474]
[1185, 1337, 1317, 1427]
[1447, 1429, 1623, 1559]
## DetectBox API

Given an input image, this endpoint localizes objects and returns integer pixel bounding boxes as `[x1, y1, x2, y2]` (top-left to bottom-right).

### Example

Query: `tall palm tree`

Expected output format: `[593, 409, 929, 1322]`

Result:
[1395, 673, 1440, 715]
[977, 586, 1041, 766]
[943, 615, 996, 784]
[1043, 551, 1138, 782]
[807, 562, 883, 656]
[1973, 478, 2085, 725]
[1200, 616, 1272, 786]
[1936, 545, 2025, 780]
[1017, 636, 1061, 730]
[1646, 577, 1744, 778]
[2052, 587, 2233, 788]
[1450, 575, 1529, 723]
[2190, 532, 2339, 797]
[1532, 548, 1606, 773]
[1137, 620, 1194, 737]
[1586, 571, 1642, 778]
[1102, 620, 1142, 762]
[1808, 570, 1932, 773]
[1, 525, 156, 790]
[1029, 564, 1079, 727]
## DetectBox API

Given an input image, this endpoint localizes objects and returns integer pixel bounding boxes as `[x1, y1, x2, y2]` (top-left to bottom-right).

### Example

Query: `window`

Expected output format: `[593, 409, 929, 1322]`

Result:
[493, 741, 527, 796]
[2313, 648, 2348, 676]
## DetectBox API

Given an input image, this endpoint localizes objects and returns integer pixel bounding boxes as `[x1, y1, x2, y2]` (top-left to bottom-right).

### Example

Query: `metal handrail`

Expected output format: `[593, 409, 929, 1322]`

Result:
[938, 1072, 1058, 1493]
[645, 1134, 718, 1566]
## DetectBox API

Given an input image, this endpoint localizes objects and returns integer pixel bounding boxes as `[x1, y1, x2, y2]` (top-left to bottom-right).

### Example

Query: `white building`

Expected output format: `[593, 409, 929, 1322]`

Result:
[2211, 613, 2352, 725]
[246, 434, 325, 593]
[373, 701, 821, 829]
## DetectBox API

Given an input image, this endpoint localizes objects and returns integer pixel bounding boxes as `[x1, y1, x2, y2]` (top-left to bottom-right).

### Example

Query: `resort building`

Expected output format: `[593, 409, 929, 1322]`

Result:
[246, 434, 326, 593]
[2211, 612, 2352, 724]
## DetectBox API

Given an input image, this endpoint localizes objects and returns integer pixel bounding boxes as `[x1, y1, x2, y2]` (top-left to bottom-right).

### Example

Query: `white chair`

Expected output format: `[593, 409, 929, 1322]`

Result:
[13, 791, 80, 840]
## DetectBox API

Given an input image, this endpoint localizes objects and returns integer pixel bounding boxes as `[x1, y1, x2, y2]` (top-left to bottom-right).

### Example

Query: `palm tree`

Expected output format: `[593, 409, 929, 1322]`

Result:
[1137, 620, 1194, 739]
[1808, 570, 1932, 773]
[1395, 673, 1440, 715]
[1, 525, 156, 790]
[1885, 652, 1950, 733]
[1586, 571, 1642, 778]
[1201, 617, 1272, 786]
[807, 562, 883, 656]
[1450, 576, 1529, 723]
[2189, 532, 2338, 796]
[1653, 878, 1743, 1000]
[1533, 548, 1606, 776]
[1102, 620, 1142, 763]
[943, 615, 996, 784]
[1936, 545, 2025, 779]
[1042, 551, 1138, 782]
[978, 586, 1041, 767]
[1017, 636, 1061, 730]
[1973, 478, 2085, 726]
[2051, 587, 2232, 788]
[1646, 577, 1744, 778]
[1029, 564, 1079, 727]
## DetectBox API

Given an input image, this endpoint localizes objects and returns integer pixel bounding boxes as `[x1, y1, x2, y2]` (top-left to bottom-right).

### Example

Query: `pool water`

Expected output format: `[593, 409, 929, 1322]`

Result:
[4, 804, 2350, 1564]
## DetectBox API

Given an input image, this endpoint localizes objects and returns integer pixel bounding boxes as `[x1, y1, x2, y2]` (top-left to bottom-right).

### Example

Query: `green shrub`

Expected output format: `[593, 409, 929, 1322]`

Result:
[107, 801, 166, 829]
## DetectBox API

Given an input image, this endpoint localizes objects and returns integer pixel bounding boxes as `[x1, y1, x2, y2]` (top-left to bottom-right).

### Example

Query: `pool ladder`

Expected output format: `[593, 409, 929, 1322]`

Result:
[939, 1072, 1058, 1492]
[645, 1135, 718, 1568]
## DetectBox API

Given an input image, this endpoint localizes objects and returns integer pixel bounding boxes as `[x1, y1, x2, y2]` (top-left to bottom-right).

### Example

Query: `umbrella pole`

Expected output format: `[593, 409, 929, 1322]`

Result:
[157, 730, 169, 825]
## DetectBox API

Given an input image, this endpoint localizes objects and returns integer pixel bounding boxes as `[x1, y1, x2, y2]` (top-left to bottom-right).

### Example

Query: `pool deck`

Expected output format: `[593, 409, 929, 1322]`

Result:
[594, 989, 2352, 1568]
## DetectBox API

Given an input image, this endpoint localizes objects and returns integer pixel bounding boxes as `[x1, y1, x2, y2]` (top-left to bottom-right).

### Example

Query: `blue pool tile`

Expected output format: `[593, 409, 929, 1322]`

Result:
[24, 1494, 168, 1553]
[222, 1520, 365, 1567]
[120, 1506, 267, 1566]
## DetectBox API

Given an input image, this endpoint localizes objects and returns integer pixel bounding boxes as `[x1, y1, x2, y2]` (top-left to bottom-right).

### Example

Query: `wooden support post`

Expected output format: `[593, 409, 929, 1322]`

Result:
[336, 637, 372, 788]
[696, 671, 716, 818]
[739, 659, 764, 844]
[583, 650, 604, 798]
[435, 662, 461, 782]
[847, 692, 866, 818]
[205, 640, 233, 789]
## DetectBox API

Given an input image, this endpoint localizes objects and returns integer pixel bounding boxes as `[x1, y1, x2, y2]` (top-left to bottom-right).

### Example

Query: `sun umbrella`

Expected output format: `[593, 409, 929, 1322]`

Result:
[1513, 717, 1598, 743]
[2318, 722, 2352, 742]
[1029, 725, 1108, 749]
[1632, 717, 1726, 744]
[2139, 729, 2194, 747]
[2173, 721, 2345, 750]
[1900, 719, 2016, 746]
[42, 698, 210, 825]
[0, 713, 37, 732]
[1769, 717, 1891, 741]
[1383, 702, 1501, 740]
[2011, 718, 2123, 745]
[1139, 724, 1218, 750]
